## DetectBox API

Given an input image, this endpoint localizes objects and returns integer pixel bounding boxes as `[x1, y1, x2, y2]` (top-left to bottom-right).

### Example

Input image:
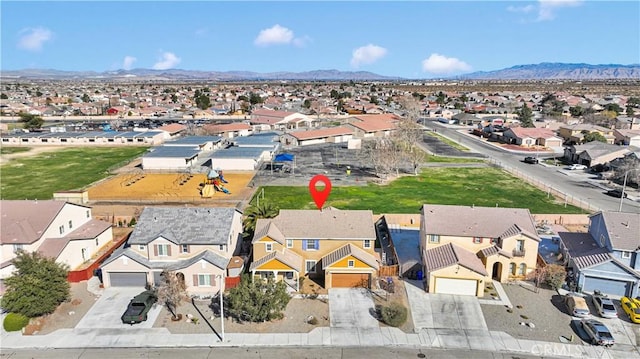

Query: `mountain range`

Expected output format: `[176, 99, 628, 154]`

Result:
[1, 63, 639, 81]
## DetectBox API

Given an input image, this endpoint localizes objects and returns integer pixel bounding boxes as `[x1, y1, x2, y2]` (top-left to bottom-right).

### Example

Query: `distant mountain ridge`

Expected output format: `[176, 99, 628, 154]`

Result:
[457, 63, 640, 80]
[1, 63, 639, 80]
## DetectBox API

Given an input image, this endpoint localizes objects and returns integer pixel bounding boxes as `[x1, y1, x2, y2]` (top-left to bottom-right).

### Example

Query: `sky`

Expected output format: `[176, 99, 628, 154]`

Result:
[1, 1, 639, 78]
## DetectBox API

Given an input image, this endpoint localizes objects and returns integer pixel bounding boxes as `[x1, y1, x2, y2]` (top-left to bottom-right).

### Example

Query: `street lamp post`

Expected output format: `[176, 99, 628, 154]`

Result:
[619, 169, 639, 212]
[217, 275, 225, 342]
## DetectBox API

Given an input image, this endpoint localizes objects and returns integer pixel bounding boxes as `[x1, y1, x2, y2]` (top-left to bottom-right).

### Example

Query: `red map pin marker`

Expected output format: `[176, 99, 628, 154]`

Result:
[309, 174, 332, 210]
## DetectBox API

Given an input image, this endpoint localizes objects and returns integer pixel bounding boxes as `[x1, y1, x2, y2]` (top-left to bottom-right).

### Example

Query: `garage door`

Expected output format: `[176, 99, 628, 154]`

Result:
[435, 278, 478, 296]
[583, 276, 629, 297]
[109, 272, 147, 287]
[332, 273, 370, 288]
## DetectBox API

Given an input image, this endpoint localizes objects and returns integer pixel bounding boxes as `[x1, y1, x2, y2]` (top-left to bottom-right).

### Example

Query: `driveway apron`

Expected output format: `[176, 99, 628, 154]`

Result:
[329, 288, 379, 328]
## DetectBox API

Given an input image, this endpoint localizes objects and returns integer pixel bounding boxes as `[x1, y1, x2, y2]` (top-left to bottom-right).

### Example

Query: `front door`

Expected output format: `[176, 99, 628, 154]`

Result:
[492, 262, 503, 281]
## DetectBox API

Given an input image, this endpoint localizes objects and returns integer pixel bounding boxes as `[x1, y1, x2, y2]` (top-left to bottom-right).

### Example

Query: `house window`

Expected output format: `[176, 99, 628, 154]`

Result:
[509, 263, 516, 275]
[286, 239, 293, 248]
[516, 240, 525, 251]
[473, 237, 482, 244]
[181, 244, 189, 253]
[304, 240, 319, 251]
[363, 240, 372, 249]
[86, 210, 90, 218]
[138, 245, 145, 251]
[518, 263, 526, 275]
[219, 244, 224, 251]
[306, 260, 317, 274]
[13, 244, 24, 253]
[68, 220, 73, 229]
[429, 235, 440, 244]
[59, 225, 65, 235]
[265, 243, 273, 252]
[95, 238, 99, 247]
[622, 251, 631, 259]
[197, 274, 212, 286]
[348, 260, 355, 268]
[157, 244, 170, 256]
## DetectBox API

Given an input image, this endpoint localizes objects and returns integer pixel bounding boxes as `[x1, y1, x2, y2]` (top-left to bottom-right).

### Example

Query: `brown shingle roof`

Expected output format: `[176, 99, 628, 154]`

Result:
[157, 123, 187, 134]
[424, 243, 488, 276]
[289, 126, 353, 140]
[252, 220, 286, 244]
[322, 243, 379, 270]
[421, 204, 539, 241]
[479, 245, 513, 258]
[1, 200, 66, 244]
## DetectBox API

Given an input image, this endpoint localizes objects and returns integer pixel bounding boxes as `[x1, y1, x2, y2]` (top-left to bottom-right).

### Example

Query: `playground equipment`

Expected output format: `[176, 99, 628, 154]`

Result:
[201, 169, 231, 198]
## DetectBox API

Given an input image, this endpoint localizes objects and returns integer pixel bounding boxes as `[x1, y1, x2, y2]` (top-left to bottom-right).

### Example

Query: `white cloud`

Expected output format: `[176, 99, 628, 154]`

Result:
[17, 27, 53, 51]
[421, 53, 471, 74]
[537, 0, 583, 21]
[194, 27, 208, 37]
[255, 24, 294, 46]
[350, 44, 388, 68]
[152, 52, 181, 70]
[122, 56, 137, 70]
[507, 4, 535, 13]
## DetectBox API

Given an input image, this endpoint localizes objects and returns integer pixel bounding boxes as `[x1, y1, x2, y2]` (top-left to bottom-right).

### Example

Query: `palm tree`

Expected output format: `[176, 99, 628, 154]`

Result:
[243, 201, 279, 239]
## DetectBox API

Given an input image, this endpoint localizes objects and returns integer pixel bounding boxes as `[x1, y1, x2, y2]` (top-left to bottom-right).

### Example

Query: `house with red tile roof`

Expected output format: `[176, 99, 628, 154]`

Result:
[345, 114, 400, 138]
[203, 123, 252, 139]
[157, 123, 187, 139]
[250, 109, 316, 131]
[0, 200, 113, 294]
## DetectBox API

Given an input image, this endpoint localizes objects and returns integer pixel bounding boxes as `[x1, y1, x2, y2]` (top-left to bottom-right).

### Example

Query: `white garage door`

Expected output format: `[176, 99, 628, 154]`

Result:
[435, 278, 477, 296]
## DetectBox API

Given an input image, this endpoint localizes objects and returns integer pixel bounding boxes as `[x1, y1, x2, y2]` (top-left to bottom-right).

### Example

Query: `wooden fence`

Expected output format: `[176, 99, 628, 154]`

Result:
[378, 265, 399, 277]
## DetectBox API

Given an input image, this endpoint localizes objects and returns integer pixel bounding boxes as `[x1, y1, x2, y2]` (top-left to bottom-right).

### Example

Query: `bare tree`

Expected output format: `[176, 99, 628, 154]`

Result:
[359, 137, 404, 178]
[156, 269, 187, 320]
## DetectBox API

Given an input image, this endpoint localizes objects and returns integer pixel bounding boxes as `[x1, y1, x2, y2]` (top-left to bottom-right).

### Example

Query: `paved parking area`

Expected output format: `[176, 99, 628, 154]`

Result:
[75, 287, 162, 329]
[329, 288, 379, 328]
[405, 283, 488, 331]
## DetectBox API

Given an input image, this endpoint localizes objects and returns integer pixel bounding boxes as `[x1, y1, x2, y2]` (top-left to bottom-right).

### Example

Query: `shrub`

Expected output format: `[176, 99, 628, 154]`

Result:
[380, 302, 408, 327]
[3, 313, 29, 332]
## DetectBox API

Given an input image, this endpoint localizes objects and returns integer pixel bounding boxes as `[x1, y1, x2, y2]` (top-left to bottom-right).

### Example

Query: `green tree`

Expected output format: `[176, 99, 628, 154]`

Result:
[516, 103, 534, 128]
[171, 94, 178, 103]
[249, 92, 264, 105]
[1, 252, 70, 318]
[369, 95, 379, 105]
[569, 106, 584, 117]
[542, 264, 566, 290]
[243, 201, 279, 238]
[81, 93, 91, 102]
[302, 99, 312, 109]
[435, 91, 446, 105]
[18, 112, 44, 130]
[194, 90, 211, 110]
[0, 93, 8, 99]
[604, 103, 622, 114]
[583, 131, 607, 143]
[626, 105, 635, 117]
[225, 275, 290, 323]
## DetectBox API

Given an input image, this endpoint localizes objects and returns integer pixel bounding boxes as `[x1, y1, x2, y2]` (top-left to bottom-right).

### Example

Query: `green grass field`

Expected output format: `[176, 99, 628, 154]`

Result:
[256, 167, 582, 214]
[0, 147, 31, 155]
[1, 147, 148, 200]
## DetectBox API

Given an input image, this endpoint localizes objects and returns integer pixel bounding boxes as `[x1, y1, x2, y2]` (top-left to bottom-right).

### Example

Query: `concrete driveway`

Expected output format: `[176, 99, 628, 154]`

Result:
[329, 288, 379, 328]
[75, 287, 162, 329]
[405, 283, 487, 331]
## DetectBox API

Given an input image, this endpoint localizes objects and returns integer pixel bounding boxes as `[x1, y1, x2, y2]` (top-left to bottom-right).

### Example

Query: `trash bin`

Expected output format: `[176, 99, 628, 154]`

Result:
[416, 270, 423, 281]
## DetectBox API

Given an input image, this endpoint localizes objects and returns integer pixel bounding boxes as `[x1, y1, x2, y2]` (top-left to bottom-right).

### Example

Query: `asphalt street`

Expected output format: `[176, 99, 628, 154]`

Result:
[422, 121, 640, 214]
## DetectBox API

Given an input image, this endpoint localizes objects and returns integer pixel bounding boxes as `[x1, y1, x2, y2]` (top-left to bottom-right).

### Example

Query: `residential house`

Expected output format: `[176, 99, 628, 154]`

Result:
[419, 204, 540, 296]
[280, 126, 354, 146]
[250, 109, 316, 131]
[614, 128, 640, 147]
[0, 200, 113, 293]
[100, 207, 243, 296]
[203, 123, 252, 139]
[502, 127, 563, 148]
[558, 124, 616, 145]
[156, 123, 187, 140]
[558, 211, 640, 297]
[249, 208, 379, 290]
[563, 141, 630, 167]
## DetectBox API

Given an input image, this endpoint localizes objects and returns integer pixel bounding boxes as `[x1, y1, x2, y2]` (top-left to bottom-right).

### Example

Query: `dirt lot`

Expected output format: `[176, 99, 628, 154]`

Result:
[0, 146, 66, 165]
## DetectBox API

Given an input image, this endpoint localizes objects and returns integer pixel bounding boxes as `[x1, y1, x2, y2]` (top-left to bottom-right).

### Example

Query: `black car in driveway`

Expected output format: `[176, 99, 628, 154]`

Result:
[524, 156, 539, 164]
[121, 290, 157, 324]
[605, 189, 627, 198]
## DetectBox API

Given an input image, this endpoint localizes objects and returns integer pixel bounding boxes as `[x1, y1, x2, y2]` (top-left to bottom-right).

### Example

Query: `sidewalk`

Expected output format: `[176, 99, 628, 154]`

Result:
[2, 323, 639, 359]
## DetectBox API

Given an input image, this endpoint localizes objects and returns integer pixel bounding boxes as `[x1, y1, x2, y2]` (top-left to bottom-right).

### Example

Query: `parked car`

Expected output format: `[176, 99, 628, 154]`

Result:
[605, 189, 628, 198]
[568, 164, 587, 170]
[121, 290, 157, 324]
[565, 294, 591, 317]
[524, 156, 539, 164]
[591, 293, 618, 318]
[581, 319, 615, 347]
[621, 296, 640, 323]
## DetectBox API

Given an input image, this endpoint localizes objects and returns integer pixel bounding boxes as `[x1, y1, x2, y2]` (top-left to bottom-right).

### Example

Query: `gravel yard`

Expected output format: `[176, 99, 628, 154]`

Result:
[481, 281, 576, 343]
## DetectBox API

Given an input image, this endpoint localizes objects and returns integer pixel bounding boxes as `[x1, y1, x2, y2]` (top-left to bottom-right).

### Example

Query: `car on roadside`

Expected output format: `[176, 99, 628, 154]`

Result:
[568, 164, 587, 170]
[591, 293, 618, 318]
[121, 290, 157, 325]
[565, 294, 591, 317]
[524, 156, 539, 164]
[621, 296, 640, 323]
[581, 319, 615, 347]
[605, 189, 628, 198]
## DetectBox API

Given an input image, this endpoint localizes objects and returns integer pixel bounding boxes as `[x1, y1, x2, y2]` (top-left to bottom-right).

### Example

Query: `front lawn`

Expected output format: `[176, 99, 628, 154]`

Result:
[256, 167, 582, 214]
[1, 147, 148, 200]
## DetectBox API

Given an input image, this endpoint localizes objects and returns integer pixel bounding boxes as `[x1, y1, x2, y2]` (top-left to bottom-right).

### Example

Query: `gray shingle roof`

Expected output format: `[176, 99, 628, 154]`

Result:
[595, 212, 640, 251]
[424, 243, 488, 276]
[422, 204, 539, 241]
[321, 243, 379, 270]
[252, 207, 375, 241]
[128, 207, 238, 245]
[101, 247, 229, 270]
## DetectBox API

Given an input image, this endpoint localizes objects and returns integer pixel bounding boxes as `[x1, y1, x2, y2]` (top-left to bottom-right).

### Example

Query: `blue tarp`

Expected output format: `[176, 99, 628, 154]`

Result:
[274, 153, 294, 162]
